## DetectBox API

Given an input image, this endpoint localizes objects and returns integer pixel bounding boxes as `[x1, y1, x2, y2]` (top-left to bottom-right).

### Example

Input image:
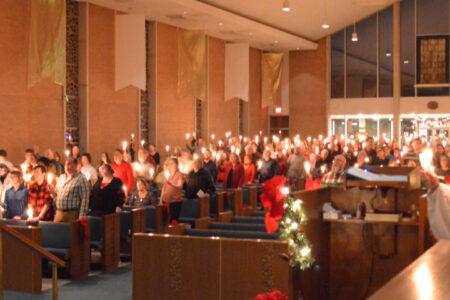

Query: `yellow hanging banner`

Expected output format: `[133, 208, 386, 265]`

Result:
[28, 0, 66, 88]
[177, 30, 206, 101]
[261, 53, 283, 108]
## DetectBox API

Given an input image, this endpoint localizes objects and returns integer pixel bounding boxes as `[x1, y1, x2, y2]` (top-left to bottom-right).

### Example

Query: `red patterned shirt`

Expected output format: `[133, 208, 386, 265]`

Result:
[28, 181, 54, 221]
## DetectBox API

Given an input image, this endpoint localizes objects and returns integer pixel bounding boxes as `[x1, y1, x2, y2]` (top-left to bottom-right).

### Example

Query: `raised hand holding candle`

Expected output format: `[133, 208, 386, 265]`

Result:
[304, 161, 311, 174]
[419, 148, 433, 172]
[65, 150, 70, 158]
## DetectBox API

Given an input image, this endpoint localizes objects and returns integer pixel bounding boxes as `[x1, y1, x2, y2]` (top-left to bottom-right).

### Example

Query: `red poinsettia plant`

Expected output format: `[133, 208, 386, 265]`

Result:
[260, 176, 286, 233]
[255, 290, 288, 300]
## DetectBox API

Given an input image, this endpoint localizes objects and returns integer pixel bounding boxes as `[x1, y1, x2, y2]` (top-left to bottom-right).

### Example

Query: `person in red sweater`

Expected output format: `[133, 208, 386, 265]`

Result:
[217, 152, 231, 183]
[111, 149, 134, 194]
[243, 154, 256, 184]
[223, 153, 245, 189]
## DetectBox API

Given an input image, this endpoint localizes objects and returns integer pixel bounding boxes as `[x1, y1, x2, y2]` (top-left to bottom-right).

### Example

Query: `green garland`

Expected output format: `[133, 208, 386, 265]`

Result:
[278, 195, 315, 270]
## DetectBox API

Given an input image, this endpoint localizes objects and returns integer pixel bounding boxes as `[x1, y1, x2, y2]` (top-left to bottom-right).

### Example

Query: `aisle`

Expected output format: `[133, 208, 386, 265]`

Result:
[4, 265, 132, 300]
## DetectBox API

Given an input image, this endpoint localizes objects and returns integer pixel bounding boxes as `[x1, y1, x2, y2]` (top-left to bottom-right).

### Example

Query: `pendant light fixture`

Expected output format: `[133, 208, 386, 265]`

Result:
[351, 23, 358, 42]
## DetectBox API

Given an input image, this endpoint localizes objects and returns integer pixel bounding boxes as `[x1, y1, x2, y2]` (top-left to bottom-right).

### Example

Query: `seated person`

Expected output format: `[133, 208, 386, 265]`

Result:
[321, 155, 347, 187]
[89, 164, 124, 216]
[3, 171, 28, 220]
[160, 158, 184, 221]
[184, 158, 216, 199]
[224, 153, 245, 189]
[127, 177, 157, 208]
[27, 165, 54, 222]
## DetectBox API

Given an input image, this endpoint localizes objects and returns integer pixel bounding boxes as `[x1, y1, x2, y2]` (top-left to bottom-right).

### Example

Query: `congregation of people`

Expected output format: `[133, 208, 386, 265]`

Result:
[0, 131, 449, 225]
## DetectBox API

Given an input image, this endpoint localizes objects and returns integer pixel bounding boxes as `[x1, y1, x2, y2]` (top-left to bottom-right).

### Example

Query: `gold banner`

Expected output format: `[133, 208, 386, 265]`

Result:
[261, 53, 283, 108]
[177, 30, 206, 101]
[28, 0, 66, 88]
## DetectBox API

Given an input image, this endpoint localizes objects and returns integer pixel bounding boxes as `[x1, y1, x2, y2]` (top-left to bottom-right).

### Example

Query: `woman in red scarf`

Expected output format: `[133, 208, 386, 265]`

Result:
[216, 152, 231, 183]
[223, 153, 245, 189]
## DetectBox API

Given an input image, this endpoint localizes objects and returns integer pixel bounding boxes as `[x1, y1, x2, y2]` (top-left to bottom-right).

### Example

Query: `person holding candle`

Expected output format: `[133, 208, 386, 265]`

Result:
[0, 149, 14, 172]
[184, 158, 216, 199]
[0, 164, 12, 204]
[27, 165, 54, 221]
[217, 152, 231, 183]
[111, 149, 134, 194]
[132, 149, 154, 181]
[160, 158, 184, 221]
[243, 154, 256, 184]
[88, 164, 125, 216]
[70, 145, 81, 160]
[99, 152, 112, 168]
[223, 153, 245, 189]
[286, 146, 307, 191]
[46, 149, 64, 176]
[80, 153, 98, 186]
[53, 158, 90, 222]
[127, 177, 157, 208]
[2, 171, 28, 220]
[203, 149, 217, 182]
[258, 150, 279, 183]
[148, 144, 160, 166]
[321, 155, 347, 187]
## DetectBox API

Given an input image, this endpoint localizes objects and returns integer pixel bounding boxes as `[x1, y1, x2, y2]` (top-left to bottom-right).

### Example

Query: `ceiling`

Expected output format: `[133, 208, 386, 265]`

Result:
[81, 0, 397, 50]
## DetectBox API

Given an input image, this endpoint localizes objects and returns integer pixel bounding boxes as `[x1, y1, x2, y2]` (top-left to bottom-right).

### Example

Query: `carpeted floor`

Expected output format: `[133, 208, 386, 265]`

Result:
[4, 265, 132, 300]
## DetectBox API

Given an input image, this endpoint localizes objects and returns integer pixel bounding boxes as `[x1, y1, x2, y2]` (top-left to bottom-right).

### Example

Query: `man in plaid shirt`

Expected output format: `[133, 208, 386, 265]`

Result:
[54, 157, 90, 222]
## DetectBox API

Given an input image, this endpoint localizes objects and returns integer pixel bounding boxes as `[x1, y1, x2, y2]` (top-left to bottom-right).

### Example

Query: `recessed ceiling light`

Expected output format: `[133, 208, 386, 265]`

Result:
[321, 24, 330, 29]
[282, 0, 290, 12]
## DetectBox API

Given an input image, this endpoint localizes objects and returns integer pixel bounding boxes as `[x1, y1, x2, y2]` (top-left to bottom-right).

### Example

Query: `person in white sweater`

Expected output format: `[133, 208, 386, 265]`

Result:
[423, 171, 450, 240]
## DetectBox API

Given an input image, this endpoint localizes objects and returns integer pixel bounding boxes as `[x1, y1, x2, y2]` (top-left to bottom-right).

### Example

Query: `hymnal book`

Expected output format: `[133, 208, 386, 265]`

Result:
[364, 213, 401, 223]
[346, 167, 408, 182]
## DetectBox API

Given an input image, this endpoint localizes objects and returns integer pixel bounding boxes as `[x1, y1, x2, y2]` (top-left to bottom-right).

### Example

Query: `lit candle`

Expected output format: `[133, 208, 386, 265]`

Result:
[165, 145, 170, 153]
[47, 173, 54, 184]
[304, 161, 311, 174]
[20, 163, 28, 174]
[65, 150, 70, 158]
[211, 134, 215, 140]
[24, 173, 32, 183]
[419, 148, 433, 171]
[131, 133, 135, 140]
[84, 172, 91, 181]
[186, 133, 190, 140]
[257, 160, 263, 169]
[122, 185, 127, 194]
[27, 205, 33, 220]
[236, 148, 241, 156]
[281, 187, 290, 195]
[320, 165, 327, 174]
[122, 141, 128, 151]
[141, 140, 145, 147]
[164, 170, 170, 180]
[149, 168, 155, 178]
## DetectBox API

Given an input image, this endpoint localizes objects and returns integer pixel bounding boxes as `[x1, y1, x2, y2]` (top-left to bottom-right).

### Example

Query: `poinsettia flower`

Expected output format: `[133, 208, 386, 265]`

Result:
[260, 176, 286, 233]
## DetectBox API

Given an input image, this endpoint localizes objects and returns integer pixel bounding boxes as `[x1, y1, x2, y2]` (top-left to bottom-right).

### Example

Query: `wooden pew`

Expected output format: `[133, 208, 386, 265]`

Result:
[214, 191, 233, 222]
[177, 195, 212, 229]
[369, 240, 450, 300]
[132, 234, 291, 300]
[1, 225, 42, 293]
[88, 213, 120, 271]
[241, 185, 258, 216]
[39, 221, 90, 279]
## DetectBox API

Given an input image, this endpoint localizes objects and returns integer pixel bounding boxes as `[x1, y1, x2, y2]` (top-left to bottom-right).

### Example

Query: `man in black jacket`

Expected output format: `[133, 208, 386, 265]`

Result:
[203, 150, 217, 182]
[184, 159, 216, 199]
[259, 150, 279, 183]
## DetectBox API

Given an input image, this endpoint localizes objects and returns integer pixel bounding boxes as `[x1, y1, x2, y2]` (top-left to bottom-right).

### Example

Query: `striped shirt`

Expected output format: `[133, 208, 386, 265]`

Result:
[55, 172, 90, 216]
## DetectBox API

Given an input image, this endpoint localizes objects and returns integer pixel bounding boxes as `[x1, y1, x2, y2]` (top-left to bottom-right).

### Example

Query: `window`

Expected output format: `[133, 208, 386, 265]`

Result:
[379, 6, 393, 97]
[331, 30, 345, 98]
[346, 15, 378, 98]
[400, 0, 416, 96]
[330, 115, 393, 139]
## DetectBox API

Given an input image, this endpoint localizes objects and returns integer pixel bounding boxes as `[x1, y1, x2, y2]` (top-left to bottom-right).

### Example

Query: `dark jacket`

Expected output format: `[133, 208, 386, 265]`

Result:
[3, 185, 28, 219]
[184, 168, 216, 199]
[89, 177, 125, 216]
[203, 160, 218, 182]
[259, 159, 279, 183]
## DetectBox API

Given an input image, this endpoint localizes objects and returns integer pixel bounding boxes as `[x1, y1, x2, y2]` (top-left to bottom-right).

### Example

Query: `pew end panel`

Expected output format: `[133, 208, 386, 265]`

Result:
[103, 213, 120, 272]
[68, 221, 90, 279]
[194, 217, 212, 229]
[217, 210, 233, 223]
[1, 224, 42, 294]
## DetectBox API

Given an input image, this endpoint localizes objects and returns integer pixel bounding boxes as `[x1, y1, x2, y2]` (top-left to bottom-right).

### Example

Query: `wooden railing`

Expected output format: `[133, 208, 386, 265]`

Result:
[0, 223, 65, 300]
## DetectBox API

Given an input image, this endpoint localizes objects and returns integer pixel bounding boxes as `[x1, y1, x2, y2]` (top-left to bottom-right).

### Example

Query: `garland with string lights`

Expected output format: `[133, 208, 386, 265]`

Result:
[278, 194, 315, 270]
